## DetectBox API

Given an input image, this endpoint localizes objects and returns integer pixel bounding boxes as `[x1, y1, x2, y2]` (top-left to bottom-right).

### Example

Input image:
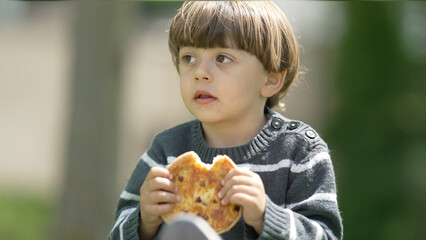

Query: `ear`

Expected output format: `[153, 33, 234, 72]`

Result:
[261, 70, 287, 98]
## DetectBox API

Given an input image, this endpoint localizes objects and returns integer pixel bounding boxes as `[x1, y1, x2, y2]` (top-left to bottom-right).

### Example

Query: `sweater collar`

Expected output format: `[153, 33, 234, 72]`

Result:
[191, 108, 283, 164]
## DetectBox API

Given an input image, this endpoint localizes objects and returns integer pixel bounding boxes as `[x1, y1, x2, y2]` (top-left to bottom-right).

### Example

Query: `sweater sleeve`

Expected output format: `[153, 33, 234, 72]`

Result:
[109, 122, 196, 240]
[109, 144, 167, 240]
[258, 145, 343, 240]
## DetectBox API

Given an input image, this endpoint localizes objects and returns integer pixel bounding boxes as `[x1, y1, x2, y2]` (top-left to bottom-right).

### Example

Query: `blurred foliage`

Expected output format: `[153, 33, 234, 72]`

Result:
[139, 1, 182, 17]
[0, 191, 53, 240]
[325, 2, 426, 240]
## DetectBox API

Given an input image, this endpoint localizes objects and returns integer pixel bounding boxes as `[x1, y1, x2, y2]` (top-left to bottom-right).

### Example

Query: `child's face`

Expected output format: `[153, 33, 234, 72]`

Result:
[178, 45, 269, 125]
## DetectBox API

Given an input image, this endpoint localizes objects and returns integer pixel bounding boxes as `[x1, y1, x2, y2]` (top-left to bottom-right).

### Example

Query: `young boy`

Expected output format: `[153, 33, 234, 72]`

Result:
[109, 1, 342, 240]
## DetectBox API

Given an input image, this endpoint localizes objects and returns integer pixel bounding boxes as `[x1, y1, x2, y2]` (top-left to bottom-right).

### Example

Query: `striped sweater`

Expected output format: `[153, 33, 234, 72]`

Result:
[109, 110, 343, 240]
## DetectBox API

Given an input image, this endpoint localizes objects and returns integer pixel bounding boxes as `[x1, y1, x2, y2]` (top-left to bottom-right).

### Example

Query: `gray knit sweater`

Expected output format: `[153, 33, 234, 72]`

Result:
[109, 110, 343, 240]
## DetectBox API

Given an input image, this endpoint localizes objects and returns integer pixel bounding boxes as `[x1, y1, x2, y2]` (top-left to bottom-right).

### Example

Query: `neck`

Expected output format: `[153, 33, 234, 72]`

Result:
[201, 111, 267, 148]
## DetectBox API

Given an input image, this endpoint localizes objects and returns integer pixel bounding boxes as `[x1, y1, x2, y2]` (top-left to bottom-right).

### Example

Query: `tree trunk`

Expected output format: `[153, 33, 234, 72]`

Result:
[54, 2, 131, 240]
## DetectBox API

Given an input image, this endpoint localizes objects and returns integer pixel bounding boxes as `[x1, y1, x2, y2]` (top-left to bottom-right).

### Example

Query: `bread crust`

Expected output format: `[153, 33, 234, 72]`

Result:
[161, 151, 242, 234]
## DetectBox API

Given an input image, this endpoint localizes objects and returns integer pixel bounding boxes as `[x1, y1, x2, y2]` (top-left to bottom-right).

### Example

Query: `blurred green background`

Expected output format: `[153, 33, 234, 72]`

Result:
[0, 1, 425, 240]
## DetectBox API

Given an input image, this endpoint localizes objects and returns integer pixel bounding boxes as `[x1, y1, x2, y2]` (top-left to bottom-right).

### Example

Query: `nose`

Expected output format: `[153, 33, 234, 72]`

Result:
[195, 75, 210, 82]
[194, 61, 212, 82]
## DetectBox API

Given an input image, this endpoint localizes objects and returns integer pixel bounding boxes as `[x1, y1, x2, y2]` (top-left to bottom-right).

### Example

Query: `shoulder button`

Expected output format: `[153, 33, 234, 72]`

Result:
[271, 118, 284, 130]
[305, 130, 316, 139]
[287, 121, 300, 130]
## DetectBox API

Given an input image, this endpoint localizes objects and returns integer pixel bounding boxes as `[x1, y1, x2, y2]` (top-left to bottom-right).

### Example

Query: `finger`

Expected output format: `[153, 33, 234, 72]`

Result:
[146, 167, 173, 181]
[222, 168, 254, 185]
[218, 175, 254, 199]
[228, 193, 266, 220]
[227, 193, 266, 228]
[220, 185, 257, 205]
[228, 192, 257, 206]
[140, 176, 177, 204]
[143, 203, 175, 217]
[147, 176, 177, 193]
[144, 190, 181, 204]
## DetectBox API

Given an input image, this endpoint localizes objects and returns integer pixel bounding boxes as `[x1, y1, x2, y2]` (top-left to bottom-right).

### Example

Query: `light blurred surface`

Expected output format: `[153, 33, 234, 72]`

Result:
[0, 2, 72, 198]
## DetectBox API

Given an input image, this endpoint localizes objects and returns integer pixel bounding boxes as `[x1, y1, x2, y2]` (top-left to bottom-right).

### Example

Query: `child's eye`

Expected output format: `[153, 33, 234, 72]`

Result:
[216, 55, 232, 64]
[182, 55, 196, 64]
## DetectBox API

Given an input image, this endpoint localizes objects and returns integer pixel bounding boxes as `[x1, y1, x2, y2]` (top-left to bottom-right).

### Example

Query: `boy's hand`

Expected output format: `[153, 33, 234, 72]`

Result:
[139, 167, 180, 238]
[218, 168, 266, 234]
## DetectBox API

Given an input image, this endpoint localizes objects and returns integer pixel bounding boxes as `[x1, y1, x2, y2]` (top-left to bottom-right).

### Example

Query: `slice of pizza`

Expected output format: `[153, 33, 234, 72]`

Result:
[161, 151, 242, 234]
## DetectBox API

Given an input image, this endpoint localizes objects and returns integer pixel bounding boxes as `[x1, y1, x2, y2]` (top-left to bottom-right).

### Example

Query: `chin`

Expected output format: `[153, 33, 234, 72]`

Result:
[194, 114, 217, 123]
[190, 110, 219, 123]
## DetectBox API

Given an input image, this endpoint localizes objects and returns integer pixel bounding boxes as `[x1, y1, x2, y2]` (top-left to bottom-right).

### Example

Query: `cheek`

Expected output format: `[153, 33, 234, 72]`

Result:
[234, 72, 267, 97]
[179, 78, 192, 102]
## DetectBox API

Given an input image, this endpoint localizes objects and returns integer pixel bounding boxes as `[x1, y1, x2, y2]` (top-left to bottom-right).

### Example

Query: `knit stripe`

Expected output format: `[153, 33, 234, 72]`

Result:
[119, 214, 131, 240]
[120, 191, 140, 202]
[290, 152, 330, 173]
[312, 220, 324, 240]
[112, 207, 136, 232]
[141, 152, 164, 167]
[114, 207, 137, 239]
[238, 159, 291, 172]
[286, 193, 337, 209]
[283, 209, 297, 240]
[237, 151, 329, 173]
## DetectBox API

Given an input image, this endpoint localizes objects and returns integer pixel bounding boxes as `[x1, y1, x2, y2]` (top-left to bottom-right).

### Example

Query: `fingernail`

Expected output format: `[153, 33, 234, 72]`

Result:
[175, 186, 178, 192]
[169, 174, 173, 180]
[218, 191, 223, 198]
[221, 180, 224, 186]
[177, 196, 181, 202]
[221, 199, 226, 205]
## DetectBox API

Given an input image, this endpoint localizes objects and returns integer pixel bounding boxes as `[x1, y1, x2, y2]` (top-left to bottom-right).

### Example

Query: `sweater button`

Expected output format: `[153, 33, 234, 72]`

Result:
[287, 121, 300, 130]
[305, 130, 316, 139]
[271, 118, 283, 129]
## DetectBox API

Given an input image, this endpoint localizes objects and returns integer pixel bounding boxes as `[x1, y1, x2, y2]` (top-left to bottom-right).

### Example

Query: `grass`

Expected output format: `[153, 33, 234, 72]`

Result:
[0, 190, 53, 240]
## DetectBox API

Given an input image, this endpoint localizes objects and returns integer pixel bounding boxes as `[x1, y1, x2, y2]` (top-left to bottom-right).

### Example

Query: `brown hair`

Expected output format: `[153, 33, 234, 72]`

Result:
[168, 1, 299, 108]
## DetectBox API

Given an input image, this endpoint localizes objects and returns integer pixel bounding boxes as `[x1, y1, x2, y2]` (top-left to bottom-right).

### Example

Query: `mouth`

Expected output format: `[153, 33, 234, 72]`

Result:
[194, 90, 217, 104]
